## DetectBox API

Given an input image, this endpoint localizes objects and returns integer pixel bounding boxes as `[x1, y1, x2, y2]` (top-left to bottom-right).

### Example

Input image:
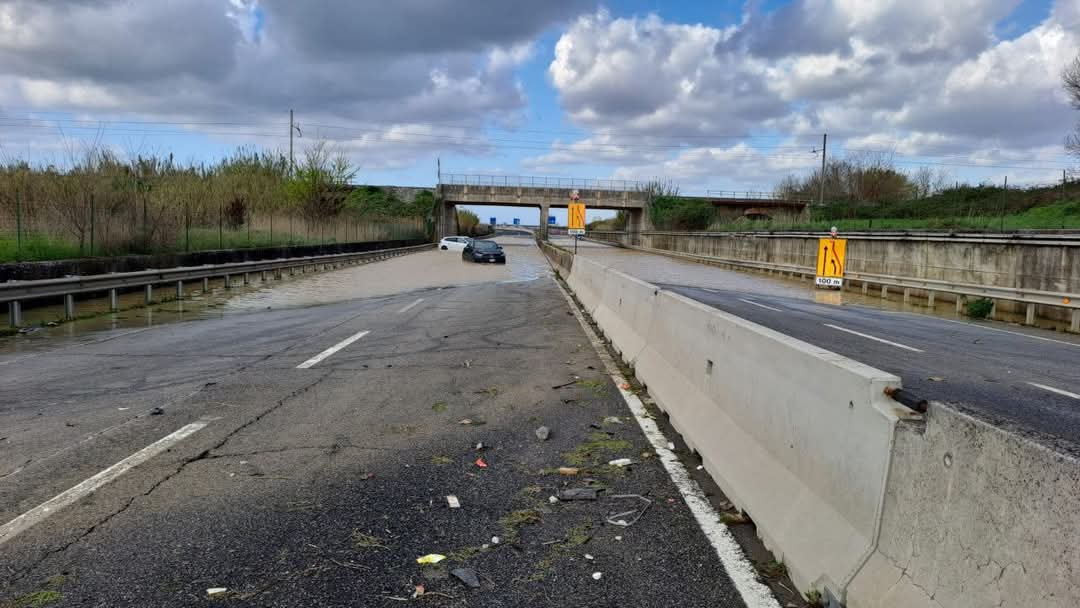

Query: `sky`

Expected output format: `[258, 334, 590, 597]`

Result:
[1, 0, 1078, 224]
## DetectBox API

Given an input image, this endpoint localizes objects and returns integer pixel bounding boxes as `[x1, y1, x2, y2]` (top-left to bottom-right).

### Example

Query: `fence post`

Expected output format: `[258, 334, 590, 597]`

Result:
[89, 193, 95, 256]
[219, 198, 224, 249]
[185, 200, 190, 251]
[15, 189, 22, 262]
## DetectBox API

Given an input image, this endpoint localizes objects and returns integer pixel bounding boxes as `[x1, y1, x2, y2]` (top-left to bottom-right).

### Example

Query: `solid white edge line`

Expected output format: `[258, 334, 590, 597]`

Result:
[1027, 382, 1080, 400]
[824, 323, 924, 352]
[0, 421, 209, 546]
[738, 298, 783, 312]
[551, 276, 781, 608]
[396, 298, 425, 314]
[296, 330, 371, 369]
[929, 316, 1080, 348]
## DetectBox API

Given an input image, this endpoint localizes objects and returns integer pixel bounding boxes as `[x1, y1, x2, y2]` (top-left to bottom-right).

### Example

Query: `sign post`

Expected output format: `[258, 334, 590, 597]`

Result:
[568, 190, 586, 254]
[815, 227, 846, 288]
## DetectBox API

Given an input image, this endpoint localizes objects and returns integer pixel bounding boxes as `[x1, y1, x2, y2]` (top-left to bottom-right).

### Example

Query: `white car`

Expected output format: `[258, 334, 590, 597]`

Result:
[439, 236, 473, 251]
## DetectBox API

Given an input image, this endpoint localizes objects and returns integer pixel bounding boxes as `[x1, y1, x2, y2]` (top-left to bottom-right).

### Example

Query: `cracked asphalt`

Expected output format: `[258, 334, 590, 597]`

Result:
[0, 237, 762, 607]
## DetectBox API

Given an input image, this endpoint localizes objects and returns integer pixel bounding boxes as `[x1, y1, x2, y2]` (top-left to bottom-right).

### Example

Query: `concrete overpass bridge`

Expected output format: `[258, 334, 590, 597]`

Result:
[435, 174, 652, 238]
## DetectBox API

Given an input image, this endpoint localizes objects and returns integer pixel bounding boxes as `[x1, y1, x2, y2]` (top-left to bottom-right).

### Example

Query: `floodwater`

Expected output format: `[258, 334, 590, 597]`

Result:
[1, 236, 552, 353]
[551, 237, 1069, 332]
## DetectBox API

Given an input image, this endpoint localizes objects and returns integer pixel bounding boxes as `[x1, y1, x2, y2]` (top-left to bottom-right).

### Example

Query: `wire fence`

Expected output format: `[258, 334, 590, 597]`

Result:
[440, 174, 646, 192]
[0, 180, 427, 263]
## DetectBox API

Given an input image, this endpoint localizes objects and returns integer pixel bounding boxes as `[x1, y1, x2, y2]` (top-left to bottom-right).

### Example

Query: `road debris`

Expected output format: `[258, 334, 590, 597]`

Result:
[614, 535, 622, 541]
[552, 377, 581, 389]
[535, 426, 551, 441]
[464, 360, 472, 368]
[412, 584, 426, 598]
[475, 457, 488, 468]
[206, 588, 228, 597]
[475, 442, 484, 450]
[558, 467, 580, 476]
[602, 416, 623, 425]
[592, 572, 603, 580]
[451, 568, 481, 589]
[491, 536, 500, 545]
[696, 465, 704, 470]
[446, 495, 461, 509]
[416, 554, 447, 565]
[929, 376, 945, 382]
[606, 494, 653, 527]
[608, 458, 633, 467]
[549, 495, 559, 504]
[584, 554, 594, 560]
[149, 407, 164, 416]
[619, 383, 631, 390]
[458, 418, 486, 425]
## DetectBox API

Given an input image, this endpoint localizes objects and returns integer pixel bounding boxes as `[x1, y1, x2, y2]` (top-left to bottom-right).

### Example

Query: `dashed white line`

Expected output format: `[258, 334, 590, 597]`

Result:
[738, 298, 783, 312]
[0, 421, 209, 546]
[396, 298, 425, 314]
[296, 330, 370, 368]
[1027, 382, 1080, 400]
[825, 324, 924, 352]
[551, 274, 781, 608]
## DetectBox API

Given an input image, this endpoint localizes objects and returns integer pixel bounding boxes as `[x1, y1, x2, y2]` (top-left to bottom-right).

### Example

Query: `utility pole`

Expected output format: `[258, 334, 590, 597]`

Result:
[818, 133, 827, 206]
[289, 109, 295, 176]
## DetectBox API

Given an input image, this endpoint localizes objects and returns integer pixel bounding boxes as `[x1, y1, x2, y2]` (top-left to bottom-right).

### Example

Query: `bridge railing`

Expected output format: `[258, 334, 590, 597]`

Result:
[440, 174, 645, 192]
[705, 190, 814, 204]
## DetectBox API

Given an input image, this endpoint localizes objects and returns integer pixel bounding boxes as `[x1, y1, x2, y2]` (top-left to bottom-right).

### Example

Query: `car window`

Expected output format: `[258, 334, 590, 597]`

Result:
[474, 241, 499, 251]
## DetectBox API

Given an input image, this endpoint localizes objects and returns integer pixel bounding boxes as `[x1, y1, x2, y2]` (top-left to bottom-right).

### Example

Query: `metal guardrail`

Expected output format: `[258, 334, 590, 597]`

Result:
[3, 244, 433, 326]
[440, 174, 644, 192]
[592, 229, 1080, 247]
[584, 238, 1080, 331]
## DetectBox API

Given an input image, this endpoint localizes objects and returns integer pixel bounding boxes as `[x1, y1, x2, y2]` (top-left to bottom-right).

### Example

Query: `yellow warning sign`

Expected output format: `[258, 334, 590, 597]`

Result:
[568, 202, 587, 233]
[816, 238, 846, 287]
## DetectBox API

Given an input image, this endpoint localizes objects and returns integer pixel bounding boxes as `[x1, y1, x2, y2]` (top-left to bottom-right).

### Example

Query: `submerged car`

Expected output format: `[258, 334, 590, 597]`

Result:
[439, 236, 473, 251]
[462, 239, 506, 264]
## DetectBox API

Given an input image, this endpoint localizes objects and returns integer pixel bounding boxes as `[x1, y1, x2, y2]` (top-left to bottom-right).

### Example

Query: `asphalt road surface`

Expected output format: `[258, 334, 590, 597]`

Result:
[0, 237, 763, 607]
[555, 238, 1080, 456]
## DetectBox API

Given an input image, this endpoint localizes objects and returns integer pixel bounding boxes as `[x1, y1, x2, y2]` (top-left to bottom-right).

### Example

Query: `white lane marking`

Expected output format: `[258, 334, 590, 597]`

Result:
[0, 421, 209, 546]
[931, 316, 1080, 348]
[552, 276, 780, 608]
[396, 298, 425, 314]
[1027, 382, 1080, 400]
[825, 324, 924, 352]
[702, 288, 720, 293]
[296, 330, 370, 369]
[739, 298, 783, 312]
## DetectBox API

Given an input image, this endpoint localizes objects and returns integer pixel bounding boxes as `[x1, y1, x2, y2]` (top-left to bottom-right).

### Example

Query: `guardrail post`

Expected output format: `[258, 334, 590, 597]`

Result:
[903, 288, 911, 304]
[176, 280, 184, 299]
[956, 295, 964, 314]
[1025, 303, 1036, 326]
[64, 294, 75, 320]
[8, 301, 22, 327]
[224, 274, 232, 289]
[261, 271, 269, 281]
[1072, 310, 1080, 333]
[861, 282, 869, 295]
[927, 290, 936, 308]
[109, 289, 119, 312]
[243, 272, 250, 285]
[881, 285, 889, 299]
[145, 284, 154, 304]
[202, 277, 210, 292]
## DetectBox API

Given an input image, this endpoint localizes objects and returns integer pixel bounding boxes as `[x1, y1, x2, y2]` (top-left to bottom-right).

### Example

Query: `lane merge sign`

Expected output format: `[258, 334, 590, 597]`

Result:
[568, 190, 586, 236]
[815, 237, 847, 287]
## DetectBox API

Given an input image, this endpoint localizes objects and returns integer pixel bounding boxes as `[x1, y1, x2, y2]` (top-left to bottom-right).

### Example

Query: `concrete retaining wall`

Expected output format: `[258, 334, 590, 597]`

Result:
[549, 248, 1080, 606]
[564, 254, 918, 602]
[848, 403, 1080, 608]
[590, 230, 1080, 321]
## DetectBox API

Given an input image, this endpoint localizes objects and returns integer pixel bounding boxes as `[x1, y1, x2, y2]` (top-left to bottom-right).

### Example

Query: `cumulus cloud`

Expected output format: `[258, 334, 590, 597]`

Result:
[541, 1, 1080, 189]
[0, 0, 588, 161]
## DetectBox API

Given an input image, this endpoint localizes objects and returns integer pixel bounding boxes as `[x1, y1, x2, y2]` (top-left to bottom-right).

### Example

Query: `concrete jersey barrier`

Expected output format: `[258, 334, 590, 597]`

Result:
[563, 254, 918, 602]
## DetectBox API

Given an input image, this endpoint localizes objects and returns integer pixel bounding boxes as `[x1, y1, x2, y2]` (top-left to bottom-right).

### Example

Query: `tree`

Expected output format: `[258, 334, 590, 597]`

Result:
[1066, 55, 1080, 157]
[284, 140, 357, 225]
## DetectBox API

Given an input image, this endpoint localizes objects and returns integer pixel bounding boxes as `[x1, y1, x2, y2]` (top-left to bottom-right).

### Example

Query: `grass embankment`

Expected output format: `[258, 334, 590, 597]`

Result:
[609, 183, 1080, 232]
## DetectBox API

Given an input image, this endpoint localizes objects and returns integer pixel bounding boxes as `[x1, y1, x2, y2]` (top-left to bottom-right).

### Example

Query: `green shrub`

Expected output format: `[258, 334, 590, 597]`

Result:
[965, 297, 993, 319]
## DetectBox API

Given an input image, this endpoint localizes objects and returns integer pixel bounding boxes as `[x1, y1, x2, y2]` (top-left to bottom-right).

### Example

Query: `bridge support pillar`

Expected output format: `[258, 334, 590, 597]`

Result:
[539, 203, 550, 240]
[434, 193, 458, 240]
